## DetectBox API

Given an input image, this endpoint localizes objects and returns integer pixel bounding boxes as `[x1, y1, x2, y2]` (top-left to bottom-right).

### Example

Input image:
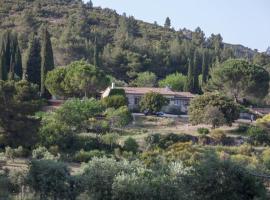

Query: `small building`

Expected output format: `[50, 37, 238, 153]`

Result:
[102, 84, 196, 113]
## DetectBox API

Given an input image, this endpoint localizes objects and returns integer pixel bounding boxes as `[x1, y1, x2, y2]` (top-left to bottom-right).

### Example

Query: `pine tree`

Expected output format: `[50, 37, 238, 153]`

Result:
[164, 17, 171, 29]
[25, 33, 41, 85]
[185, 58, 194, 92]
[93, 36, 99, 67]
[193, 50, 200, 93]
[40, 26, 54, 98]
[202, 52, 208, 84]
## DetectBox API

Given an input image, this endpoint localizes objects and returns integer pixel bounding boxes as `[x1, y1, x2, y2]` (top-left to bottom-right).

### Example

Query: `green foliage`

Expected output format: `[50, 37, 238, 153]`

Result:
[27, 160, 70, 199]
[188, 92, 239, 126]
[51, 60, 110, 98]
[55, 98, 104, 131]
[197, 128, 210, 135]
[139, 91, 169, 113]
[159, 72, 187, 91]
[203, 105, 226, 128]
[182, 155, 266, 200]
[206, 59, 269, 102]
[108, 88, 126, 96]
[131, 71, 157, 87]
[45, 66, 67, 97]
[0, 30, 22, 80]
[32, 146, 58, 160]
[106, 106, 133, 128]
[74, 149, 106, 163]
[40, 26, 54, 98]
[123, 137, 139, 153]
[102, 95, 128, 109]
[24, 33, 41, 86]
[247, 126, 270, 145]
[0, 80, 41, 147]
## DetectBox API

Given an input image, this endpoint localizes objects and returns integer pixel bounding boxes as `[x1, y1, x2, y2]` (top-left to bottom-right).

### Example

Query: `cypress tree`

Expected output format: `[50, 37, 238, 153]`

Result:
[193, 50, 200, 93]
[185, 58, 194, 92]
[25, 33, 41, 85]
[164, 17, 171, 29]
[202, 52, 208, 84]
[40, 26, 54, 98]
[0, 31, 22, 80]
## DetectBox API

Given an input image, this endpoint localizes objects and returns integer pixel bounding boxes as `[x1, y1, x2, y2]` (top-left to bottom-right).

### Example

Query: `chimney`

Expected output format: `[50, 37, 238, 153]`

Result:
[112, 82, 115, 89]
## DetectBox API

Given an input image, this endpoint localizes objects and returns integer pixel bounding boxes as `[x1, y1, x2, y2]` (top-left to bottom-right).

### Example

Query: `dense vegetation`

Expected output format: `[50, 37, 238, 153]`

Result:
[1, 0, 270, 89]
[1, 0, 270, 199]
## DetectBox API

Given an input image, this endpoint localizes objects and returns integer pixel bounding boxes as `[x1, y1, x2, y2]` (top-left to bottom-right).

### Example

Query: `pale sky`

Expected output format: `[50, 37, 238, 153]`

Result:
[85, 0, 270, 52]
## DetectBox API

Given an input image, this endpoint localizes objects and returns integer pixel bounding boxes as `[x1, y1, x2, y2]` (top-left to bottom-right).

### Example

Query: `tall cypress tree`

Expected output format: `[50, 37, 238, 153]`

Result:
[0, 31, 22, 80]
[185, 58, 194, 93]
[202, 51, 208, 85]
[25, 33, 41, 85]
[40, 26, 54, 98]
[193, 50, 200, 93]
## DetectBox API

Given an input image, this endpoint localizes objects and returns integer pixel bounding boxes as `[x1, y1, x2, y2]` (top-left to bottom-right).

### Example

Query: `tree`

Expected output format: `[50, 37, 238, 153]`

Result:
[45, 66, 67, 97]
[159, 72, 187, 91]
[183, 155, 266, 200]
[131, 71, 157, 87]
[28, 160, 70, 200]
[24, 33, 41, 86]
[185, 59, 194, 93]
[106, 106, 133, 128]
[203, 105, 226, 129]
[123, 137, 139, 153]
[0, 80, 41, 148]
[206, 59, 269, 102]
[164, 17, 171, 29]
[101, 95, 128, 109]
[63, 60, 110, 97]
[40, 26, 54, 97]
[193, 50, 200, 93]
[139, 92, 169, 114]
[0, 31, 22, 80]
[188, 92, 239, 126]
[201, 51, 208, 84]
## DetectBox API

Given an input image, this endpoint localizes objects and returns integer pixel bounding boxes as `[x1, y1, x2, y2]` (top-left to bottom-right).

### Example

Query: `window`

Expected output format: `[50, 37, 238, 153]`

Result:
[134, 96, 141, 105]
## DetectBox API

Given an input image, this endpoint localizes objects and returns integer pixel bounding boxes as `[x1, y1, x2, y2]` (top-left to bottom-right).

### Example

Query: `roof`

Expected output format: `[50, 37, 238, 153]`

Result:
[118, 87, 196, 98]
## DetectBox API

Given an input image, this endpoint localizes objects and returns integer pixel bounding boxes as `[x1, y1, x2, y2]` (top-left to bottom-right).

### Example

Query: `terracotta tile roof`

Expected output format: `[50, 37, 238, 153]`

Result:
[119, 87, 196, 98]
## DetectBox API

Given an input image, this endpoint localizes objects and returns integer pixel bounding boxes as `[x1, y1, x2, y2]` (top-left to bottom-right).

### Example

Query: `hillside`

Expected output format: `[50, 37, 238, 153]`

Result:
[0, 0, 268, 82]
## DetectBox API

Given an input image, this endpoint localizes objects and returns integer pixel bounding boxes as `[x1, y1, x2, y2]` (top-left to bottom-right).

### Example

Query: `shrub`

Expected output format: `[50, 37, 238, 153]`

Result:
[106, 106, 133, 128]
[262, 148, 270, 169]
[32, 146, 59, 160]
[210, 129, 233, 145]
[123, 137, 139, 153]
[237, 124, 249, 133]
[247, 126, 270, 145]
[74, 150, 106, 163]
[102, 95, 128, 109]
[197, 128, 210, 135]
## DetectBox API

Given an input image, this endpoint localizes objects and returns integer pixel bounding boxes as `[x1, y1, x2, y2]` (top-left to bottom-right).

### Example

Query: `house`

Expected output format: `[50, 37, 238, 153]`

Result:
[102, 84, 196, 113]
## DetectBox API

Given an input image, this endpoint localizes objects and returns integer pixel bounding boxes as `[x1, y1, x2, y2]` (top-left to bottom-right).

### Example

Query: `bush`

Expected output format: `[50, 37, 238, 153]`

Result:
[210, 129, 233, 145]
[74, 150, 106, 163]
[106, 106, 133, 128]
[247, 126, 270, 145]
[123, 137, 139, 153]
[102, 95, 128, 109]
[145, 133, 196, 149]
[197, 128, 210, 135]
[32, 146, 59, 160]
[237, 124, 249, 133]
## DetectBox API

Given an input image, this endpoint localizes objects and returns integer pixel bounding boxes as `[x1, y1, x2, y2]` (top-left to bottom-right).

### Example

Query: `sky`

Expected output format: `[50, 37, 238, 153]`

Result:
[84, 0, 270, 52]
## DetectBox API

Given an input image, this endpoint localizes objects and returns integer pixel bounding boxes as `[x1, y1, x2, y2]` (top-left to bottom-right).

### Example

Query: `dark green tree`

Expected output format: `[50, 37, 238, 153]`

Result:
[185, 59, 194, 93]
[139, 92, 169, 114]
[193, 50, 200, 93]
[201, 51, 208, 84]
[0, 31, 22, 80]
[40, 26, 54, 98]
[206, 59, 269, 102]
[164, 17, 171, 29]
[0, 80, 41, 148]
[24, 33, 41, 86]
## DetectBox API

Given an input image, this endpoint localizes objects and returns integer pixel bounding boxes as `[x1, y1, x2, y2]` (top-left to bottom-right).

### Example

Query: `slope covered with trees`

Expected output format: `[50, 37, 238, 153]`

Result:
[1, 0, 269, 86]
